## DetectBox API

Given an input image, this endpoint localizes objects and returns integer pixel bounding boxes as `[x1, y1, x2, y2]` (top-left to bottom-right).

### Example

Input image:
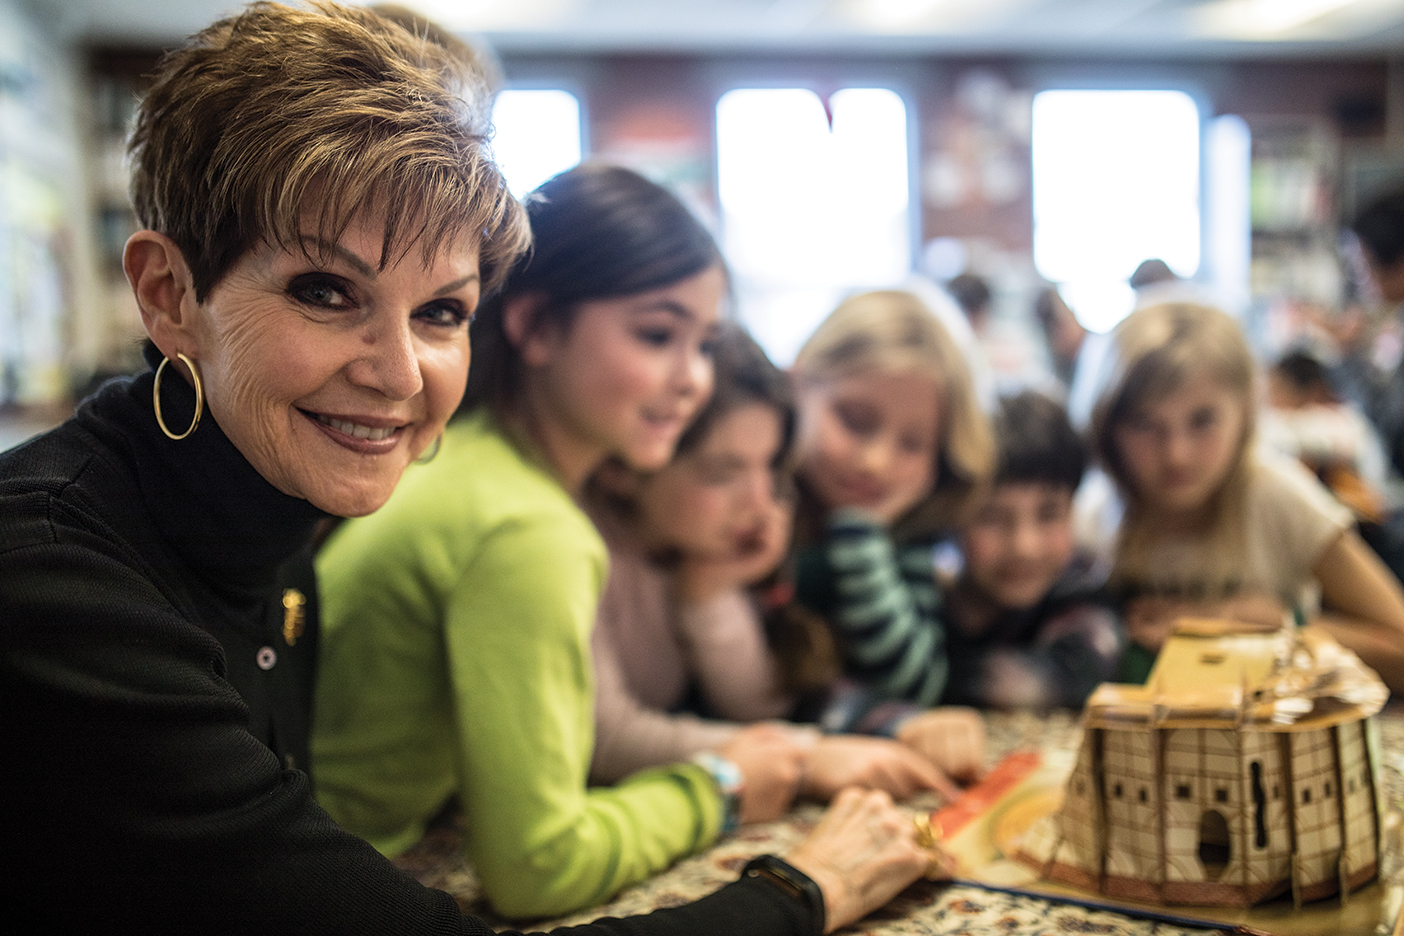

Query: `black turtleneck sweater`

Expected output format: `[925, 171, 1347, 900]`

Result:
[0, 358, 814, 936]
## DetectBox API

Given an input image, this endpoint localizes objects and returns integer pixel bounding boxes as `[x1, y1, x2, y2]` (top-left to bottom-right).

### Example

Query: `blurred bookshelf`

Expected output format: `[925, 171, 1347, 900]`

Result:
[80, 48, 161, 386]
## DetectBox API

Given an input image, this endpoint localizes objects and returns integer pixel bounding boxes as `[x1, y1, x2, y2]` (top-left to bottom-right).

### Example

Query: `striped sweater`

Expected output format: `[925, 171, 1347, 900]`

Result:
[796, 508, 948, 707]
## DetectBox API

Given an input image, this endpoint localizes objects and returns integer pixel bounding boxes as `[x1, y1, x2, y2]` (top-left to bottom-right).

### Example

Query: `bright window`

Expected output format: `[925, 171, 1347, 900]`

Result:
[717, 87, 911, 364]
[491, 89, 582, 199]
[1032, 89, 1201, 332]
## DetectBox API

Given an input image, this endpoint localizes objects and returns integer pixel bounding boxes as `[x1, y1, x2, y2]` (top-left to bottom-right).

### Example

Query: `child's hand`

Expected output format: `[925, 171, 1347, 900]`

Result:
[716, 723, 806, 824]
[1126, 593, 1287, 652]
[870, 487, 928, 527]
[676, 499, 793, 604]
[829, 491, 925, 529]
[1124, 596, 1182, 652]
[893, 707, 985, 787]
[1213, 592, 1289, 628]
[799, 735, 959, 802]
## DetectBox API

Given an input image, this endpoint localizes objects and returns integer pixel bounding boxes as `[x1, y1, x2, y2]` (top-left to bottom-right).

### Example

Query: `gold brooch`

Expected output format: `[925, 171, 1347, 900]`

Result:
[282, 588, 306, 646]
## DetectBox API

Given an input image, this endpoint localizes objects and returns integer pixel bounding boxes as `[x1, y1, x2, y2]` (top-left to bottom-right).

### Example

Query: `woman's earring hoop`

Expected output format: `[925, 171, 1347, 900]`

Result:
[153, 352, 204, 441]
[416, 434, 443, 464]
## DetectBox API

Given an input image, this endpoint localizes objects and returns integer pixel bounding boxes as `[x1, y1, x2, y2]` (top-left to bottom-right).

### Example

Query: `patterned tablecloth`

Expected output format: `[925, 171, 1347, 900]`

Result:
[393, 706, 1404, 935]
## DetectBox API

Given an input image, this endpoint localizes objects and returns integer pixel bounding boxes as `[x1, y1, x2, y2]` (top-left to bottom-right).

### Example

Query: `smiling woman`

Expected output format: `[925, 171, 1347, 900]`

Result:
[132, 215, 483, 518]
[0, 2, 555, 930]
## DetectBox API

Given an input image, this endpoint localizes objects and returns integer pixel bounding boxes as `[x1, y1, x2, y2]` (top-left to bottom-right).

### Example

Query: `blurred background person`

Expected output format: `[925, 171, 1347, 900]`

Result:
[1032, 286, 1086, 393]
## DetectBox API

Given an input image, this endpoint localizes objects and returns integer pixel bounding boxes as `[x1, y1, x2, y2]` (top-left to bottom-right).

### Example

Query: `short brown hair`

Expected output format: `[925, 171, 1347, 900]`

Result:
[129, 1, 529, 302]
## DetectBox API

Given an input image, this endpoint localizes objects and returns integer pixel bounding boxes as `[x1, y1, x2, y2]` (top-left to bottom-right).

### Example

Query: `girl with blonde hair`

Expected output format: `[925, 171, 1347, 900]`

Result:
[1088, 302, 1404, 690]
[790, 289, 991, 777]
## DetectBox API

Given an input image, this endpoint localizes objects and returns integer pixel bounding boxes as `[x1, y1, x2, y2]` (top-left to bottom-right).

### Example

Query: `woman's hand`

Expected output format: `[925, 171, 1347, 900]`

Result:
[893, 707, 985, 787]
[799, 735, 957, 802]
[676, 499, 793, 605]
[784, 788, 944, 933]
[717, 724, 806, 824]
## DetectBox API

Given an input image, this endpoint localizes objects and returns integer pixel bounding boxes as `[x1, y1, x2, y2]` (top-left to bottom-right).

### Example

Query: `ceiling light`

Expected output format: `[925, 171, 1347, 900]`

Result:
[839, 0, 958, 30]
[1192, 0, 1368, 37]
[380, 0, 580, 32]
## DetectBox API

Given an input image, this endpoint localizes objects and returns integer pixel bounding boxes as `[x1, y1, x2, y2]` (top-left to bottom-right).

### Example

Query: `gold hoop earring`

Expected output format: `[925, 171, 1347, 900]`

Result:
[153, 352, 204, 441]
[416, 434, 443, 464]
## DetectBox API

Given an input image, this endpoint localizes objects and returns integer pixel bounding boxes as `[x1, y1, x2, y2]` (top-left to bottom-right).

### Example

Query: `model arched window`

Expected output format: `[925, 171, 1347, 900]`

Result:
[1198, 809, 1231, 880]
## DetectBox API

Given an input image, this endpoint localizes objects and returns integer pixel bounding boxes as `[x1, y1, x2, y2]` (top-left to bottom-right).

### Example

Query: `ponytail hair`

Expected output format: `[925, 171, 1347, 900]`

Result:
[463, 163, 723, 418]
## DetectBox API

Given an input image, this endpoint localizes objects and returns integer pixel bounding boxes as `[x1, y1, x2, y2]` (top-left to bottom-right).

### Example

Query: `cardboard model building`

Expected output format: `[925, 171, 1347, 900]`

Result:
[1016, 620, 1390, 908]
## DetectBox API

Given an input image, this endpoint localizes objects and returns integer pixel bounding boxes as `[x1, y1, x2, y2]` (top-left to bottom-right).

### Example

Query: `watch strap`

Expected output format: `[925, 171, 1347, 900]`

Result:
[742, 853, 825, 936]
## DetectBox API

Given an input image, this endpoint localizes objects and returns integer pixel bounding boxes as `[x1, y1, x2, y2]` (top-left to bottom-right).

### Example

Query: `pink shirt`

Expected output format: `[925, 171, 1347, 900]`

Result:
[588, 513, 795, 783]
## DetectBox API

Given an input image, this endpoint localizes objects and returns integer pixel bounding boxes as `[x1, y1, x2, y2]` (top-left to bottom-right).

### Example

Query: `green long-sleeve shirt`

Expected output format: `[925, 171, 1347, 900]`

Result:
[312, 412, 721, 919]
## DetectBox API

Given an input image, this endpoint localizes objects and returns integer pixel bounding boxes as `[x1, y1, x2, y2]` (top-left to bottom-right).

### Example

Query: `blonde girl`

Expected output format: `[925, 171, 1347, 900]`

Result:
[790, 289, 991, 774]
[1090, 301, 1404, 691]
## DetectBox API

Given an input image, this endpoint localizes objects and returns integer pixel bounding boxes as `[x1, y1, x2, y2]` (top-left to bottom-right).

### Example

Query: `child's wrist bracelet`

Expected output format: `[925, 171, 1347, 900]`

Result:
[690, 751, 743, 835]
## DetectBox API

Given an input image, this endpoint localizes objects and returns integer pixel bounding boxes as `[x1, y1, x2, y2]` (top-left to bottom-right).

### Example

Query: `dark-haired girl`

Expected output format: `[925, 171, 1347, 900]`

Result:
[311, 165, 934, 924]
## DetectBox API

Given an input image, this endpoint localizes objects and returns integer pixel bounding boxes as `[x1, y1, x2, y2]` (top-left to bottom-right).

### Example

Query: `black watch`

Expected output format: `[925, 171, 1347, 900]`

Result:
[741, 854, 825, 936]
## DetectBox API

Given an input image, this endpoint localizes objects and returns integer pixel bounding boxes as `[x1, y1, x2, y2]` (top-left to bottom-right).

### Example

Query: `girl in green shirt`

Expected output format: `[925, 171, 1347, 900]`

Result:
[312, 165, 940, 923]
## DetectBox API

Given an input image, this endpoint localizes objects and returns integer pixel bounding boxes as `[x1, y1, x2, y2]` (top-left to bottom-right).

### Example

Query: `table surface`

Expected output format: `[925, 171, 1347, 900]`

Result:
[393, 706, 1404, 936]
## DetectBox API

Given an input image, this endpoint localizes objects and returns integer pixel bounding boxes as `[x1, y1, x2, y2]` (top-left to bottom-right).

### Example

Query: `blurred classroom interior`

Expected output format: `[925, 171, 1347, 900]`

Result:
[2, 0, 1404, 450]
